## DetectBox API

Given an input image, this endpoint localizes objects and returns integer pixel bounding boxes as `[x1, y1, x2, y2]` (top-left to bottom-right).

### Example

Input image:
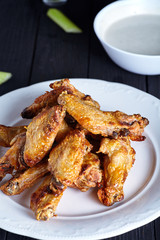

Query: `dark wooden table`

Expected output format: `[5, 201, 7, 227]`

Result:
[0, 0, 160, 239]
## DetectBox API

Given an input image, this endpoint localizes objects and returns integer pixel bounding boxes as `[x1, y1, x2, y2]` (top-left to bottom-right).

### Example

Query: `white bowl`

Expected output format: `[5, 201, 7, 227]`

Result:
[93, 0, 160, 75]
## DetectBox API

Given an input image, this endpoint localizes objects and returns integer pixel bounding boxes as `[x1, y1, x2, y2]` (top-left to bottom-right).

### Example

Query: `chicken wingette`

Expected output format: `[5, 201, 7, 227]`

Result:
[0, 160, 48, 195]
[58, 91, 149, 140]
[23, 105, 66, 167]
[21, 78, 100, 119]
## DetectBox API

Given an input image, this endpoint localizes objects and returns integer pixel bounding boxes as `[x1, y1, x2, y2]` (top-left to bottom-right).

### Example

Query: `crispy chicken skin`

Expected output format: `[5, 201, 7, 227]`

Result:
[30, 175, 66, 221]
[103, 111, 149, 141]
[0, 133, 26, 179]
[51, 79, 100, 108]
[21, 90, 58, 119]
[97, 137, 135, 206]
[24, 105, 66, 167]
[21, 79, 100, 119]
[50, 78, 85, 99]
[0, 160, 48, 195]
[52, 79, 100, 108]
[70, 152, 102, 192]
[82, 95, 100, 109]
[58, 92, 148, 140]
[0, 125, 26, 147]
[48, 129, 92, 186]
[21, 78, 83, 119]
[55, 119, 71, 143]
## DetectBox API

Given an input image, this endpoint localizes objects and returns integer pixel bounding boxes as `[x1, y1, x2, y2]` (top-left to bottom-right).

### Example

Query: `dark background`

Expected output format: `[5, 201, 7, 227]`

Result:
[0, 0, 160, 239]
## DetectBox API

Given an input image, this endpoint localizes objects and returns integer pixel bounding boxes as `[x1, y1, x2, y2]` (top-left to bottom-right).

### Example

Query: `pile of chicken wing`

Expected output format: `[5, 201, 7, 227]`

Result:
[0, 79, 149, 221]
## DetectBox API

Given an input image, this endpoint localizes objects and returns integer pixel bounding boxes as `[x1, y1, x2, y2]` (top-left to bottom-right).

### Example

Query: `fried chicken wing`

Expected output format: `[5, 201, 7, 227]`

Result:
[58, 92, 148, 140]
[21, 78, 100, 119]
[24, 105, 66, 167]
[0, 133, 26, 179]
[48, 129, 92, 186]
[0, 125, 26, 147]
[21, 78, 83, 119]
[21, 90, 58, 119]
[70, 152, 102, 192]
[30, 174, 66, 221]
[0, 160, 48, 195]
[97, 137, 135, 206]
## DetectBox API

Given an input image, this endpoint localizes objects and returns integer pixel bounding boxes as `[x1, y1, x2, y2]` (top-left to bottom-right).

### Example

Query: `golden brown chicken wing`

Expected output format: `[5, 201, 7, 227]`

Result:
[48, 129, 92, 186]
[21, 78, 83, 119]
[21, 90, 58, 119]
[97, 137, 135, 206]
[30, 174, 66, 221]
[58, 92, 148, 140]
[0, 160, 48, 195]
[70, 152, 102, 192]
[24, 105, 66, 167]
[0, 133, 26, 179]
[21, 78, 100, 119]
[0, 125, 26, 147]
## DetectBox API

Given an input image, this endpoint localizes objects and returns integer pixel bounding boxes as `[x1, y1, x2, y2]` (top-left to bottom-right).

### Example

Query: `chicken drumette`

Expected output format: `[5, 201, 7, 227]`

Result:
[97, 137, 135, 206]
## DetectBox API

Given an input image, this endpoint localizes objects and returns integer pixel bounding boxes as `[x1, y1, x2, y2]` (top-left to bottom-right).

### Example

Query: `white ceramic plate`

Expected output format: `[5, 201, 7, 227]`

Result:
[0, 78, 160, 240]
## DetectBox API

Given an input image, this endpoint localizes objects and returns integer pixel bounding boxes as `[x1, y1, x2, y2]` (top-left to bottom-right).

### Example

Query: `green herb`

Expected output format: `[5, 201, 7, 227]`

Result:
[47, 8, 82, 33]
[0, 71, 12, 85]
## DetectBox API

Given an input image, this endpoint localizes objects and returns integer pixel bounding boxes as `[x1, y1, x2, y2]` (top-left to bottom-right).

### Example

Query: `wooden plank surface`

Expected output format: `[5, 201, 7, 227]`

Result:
[30, 0, 92, 84]
[147, 76, 160, 98]
[0, 229, 6, 240]
[0, 0, 42, 96]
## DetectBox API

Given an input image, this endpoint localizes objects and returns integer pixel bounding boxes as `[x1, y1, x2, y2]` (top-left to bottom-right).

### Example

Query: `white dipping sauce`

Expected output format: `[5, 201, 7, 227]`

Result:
[104, 15, 160, 55]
